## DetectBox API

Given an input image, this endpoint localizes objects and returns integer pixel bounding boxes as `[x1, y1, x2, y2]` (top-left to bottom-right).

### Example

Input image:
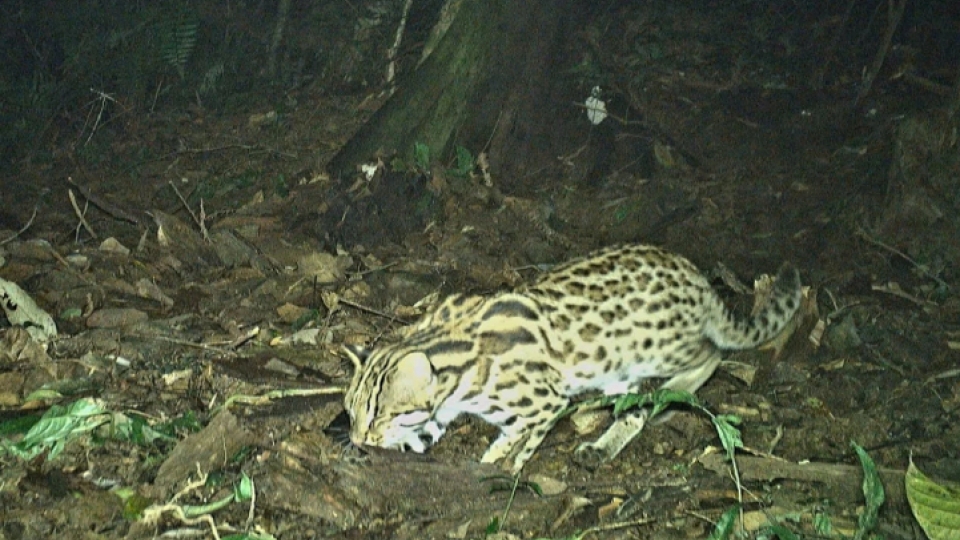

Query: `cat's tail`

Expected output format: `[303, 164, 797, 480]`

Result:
[704, 263, 802, 350]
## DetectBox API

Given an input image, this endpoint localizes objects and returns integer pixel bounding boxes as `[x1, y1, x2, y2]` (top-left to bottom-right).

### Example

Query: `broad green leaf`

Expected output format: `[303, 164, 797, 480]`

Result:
[6, 398, 108, 460]
[906, 459, 960, 540]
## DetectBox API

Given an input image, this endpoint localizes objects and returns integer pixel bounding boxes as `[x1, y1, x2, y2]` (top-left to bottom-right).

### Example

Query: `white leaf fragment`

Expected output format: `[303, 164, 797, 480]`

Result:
[0, 277, 58, 343]
[585, 86, 607, 125]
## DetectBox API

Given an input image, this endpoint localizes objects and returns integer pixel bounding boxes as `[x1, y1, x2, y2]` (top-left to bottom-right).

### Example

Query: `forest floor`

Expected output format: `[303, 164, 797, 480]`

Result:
[1, 1, 958, 539]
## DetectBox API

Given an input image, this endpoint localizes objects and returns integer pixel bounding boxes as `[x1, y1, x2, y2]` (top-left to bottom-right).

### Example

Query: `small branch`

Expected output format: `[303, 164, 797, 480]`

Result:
[83, 89, 116, 146]
[339, 297, 410, 323]
[199, 199, 210, 241]
[68, 188, 98, 240]
[0, 206, 38, 245]
[132, 333, 238, 356]
[168, 180, 208, 241]
[855, 0, 908, 107]
[267, 0, 291, 79]
[855, 226, 948, 289]
[950, 70, 960, 119]
[66, 176, 142, 225]
[160, 143, 297, 159]
[385, 0, 414, 89]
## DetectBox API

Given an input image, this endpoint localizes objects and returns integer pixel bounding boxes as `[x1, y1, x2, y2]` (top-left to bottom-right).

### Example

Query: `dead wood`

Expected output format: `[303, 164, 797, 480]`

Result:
[259, 451, 565, 539]
[699, 452, 906, 507]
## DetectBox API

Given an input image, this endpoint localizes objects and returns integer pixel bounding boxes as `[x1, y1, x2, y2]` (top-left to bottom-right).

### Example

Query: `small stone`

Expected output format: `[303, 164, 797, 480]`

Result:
[526, 474, 567, 496]
[265, 358, 300, 377]
[570, 407, 609, 435]
[285, 328, 321, 345]
[64, 253, 90, 270]
[99, 237, 130, 255]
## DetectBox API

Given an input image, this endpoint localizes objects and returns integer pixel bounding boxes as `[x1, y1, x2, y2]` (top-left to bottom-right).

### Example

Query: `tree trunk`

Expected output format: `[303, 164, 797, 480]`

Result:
[328, 0, 572, 190]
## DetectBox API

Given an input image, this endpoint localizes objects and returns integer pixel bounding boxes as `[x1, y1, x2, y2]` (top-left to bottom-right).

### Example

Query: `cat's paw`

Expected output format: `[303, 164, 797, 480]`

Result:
[573, 441, 612, 470]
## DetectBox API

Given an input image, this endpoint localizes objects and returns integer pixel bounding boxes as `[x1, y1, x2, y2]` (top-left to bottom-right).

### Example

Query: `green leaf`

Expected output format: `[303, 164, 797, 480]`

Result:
[714, 416, 744, 460]
[524, 480, 543, 497]
[452, 146, 474, 177]
[813, 509, 833, 535]
[485, 516, 500, 534]
[235, 472, 255, 502]
[649, 388, 699, 419]
[413, 142, 430, 171]
[906, 459, 960, 540]
[0, 413, 42, 436]
[763, 524, 801, 540]
[708, 505, 739, 540]
[5, 398, 108, 460]
[851, 442, 885, 540]
[110, 412, 176, 445]
[612, 392, 651, 415]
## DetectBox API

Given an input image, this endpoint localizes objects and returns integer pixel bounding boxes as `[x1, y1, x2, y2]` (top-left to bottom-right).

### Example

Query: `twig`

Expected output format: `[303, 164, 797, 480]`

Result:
[132, 333, 239, 356]
[574, 517, 657, 539]
[855, 226, 949, 289]
[82, 88, 118, 146]
[0, 206, 38, 245]
[385, 0, 414, 89]
[141, 466, 222, 540]
[815, 0, 858, 88]
[199, 199, 210, 241]
[150, 78, 164, 113]
[66, 176, 142, 225]
[68, 188, 98, 240]
[901, 71, 954, 97]
[339, 297, 410, 323]
[168, 180, 207, 239]
[349, 261, 399, 277]
[951, 70, 960, 119]
[160, 143, 297, 159]
[855, 0, 908, 107]
[220, 387, 344, 411]
[267, 0, 291, 79]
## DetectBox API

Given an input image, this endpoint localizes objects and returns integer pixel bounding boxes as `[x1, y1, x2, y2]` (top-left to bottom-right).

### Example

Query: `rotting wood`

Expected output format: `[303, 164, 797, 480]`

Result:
[698, 452, 907, 507]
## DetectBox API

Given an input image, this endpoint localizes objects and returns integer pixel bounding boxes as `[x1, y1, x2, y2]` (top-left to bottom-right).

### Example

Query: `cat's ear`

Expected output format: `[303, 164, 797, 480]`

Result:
[386, 352, 436, 402]
[342, 344, 369, 372]
[394, 352, 435, 384]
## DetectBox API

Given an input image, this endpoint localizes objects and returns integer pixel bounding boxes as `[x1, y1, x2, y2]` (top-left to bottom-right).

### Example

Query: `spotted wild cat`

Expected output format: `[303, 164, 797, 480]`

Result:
[343, 244, 801, 473]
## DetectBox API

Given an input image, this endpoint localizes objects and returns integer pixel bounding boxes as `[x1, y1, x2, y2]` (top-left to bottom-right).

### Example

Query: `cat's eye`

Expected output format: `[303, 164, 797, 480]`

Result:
[394, 410, 431, 427]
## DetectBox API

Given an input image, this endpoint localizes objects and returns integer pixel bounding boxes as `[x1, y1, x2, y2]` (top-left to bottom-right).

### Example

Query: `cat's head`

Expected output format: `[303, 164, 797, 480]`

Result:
[343, 345, 445, 453]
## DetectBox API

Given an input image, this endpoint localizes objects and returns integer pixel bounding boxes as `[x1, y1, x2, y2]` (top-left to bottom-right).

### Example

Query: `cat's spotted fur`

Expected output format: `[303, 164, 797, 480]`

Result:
[343, 244, 801, 472]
